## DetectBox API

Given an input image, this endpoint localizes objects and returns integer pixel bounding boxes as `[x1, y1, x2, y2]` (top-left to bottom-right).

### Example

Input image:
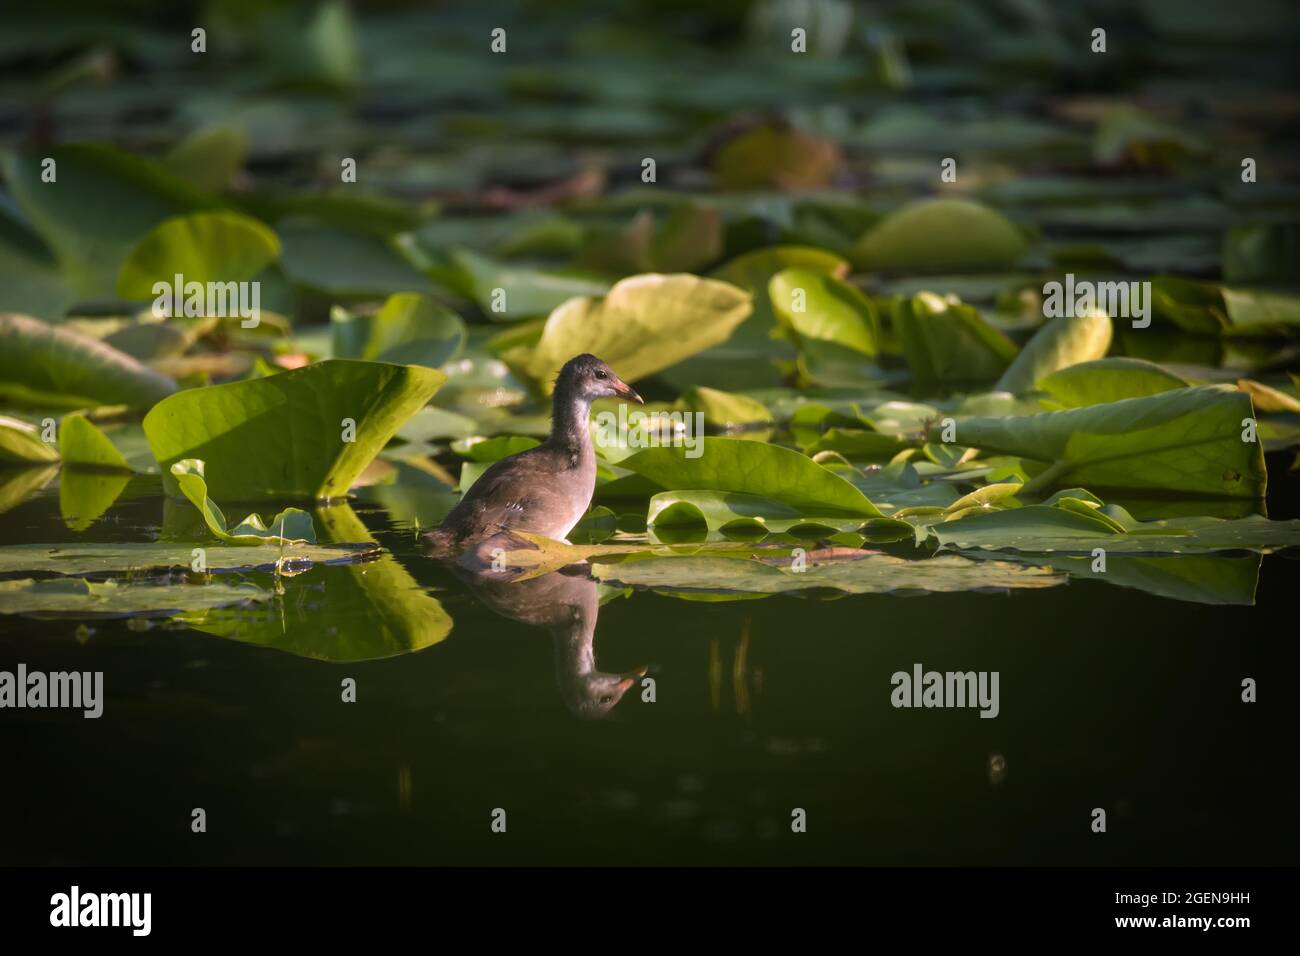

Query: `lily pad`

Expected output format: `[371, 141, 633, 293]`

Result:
[995, 311, 1112, 393]
[0, 415, 58, 464]
[171, 459, 316, 545]
[850, 199, 1029, 274]
[770, 268, 879, 356]
[58, 413, 132, 471]
[332, 292, 465, 368]
[939, 385, 1266, 498]
[1038, 357, 1189, 407]
[520, 274, 752, 392]
[591, 551, 1063, 596]
[0, 541, 380, 577]
[620, 437, 881, 516]
[0, 577, 270, 619]
[115, 211, 281, 301]
[0, 313, 177, 409]
[143, 359, 445, 500]
[892, 292, 1018, 386]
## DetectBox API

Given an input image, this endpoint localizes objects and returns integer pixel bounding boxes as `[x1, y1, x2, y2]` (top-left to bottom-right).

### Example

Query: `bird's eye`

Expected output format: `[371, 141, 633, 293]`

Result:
[594, 370, 608, 380]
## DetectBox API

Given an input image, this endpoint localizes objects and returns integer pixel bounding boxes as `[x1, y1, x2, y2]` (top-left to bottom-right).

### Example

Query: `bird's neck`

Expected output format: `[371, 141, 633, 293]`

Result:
[548, 392, 593, 457]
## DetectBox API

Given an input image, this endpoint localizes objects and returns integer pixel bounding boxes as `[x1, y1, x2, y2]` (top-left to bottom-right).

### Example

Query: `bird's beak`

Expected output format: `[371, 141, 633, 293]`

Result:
[617, 664, 649, 692]
[612, 379, 644, 404]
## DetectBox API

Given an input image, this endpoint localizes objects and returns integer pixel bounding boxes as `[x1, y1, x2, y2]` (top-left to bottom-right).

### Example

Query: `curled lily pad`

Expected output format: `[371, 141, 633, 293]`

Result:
[892, 292, 1018, 386]
[171, 459, 316, 545]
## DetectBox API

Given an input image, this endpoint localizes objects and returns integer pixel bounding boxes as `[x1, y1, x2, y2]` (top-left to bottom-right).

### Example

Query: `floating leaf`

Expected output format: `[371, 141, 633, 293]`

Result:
[938, 386, 1265, 498]
[1038, 357, 1189, 407]
[0, 313, 177, 409]
[0, 541, 379, 576]
[332, 292, 465, 368]
[163, 124, 249, 193]
[892, 292, 1018, 386]
[932, 500, 1300, 555]
[0, 577, 269, 618]
[711, 245, 848, 332]
[0, 145, 211, 297]
[995, 311, 1112, 393]
[591, 551, 1062, 596]
[171, 459, 316, 545]
[116, 211, 281, 301]
[647, 490, 868, 535]
[675, 386, 773, 428]
[769, 268, 879, 356]
[712, 121, 841, 190]
[0, 415, 58, 464]
[521, 274, 752, 392]
[58, 413, 131, 471]
[621, 437, 881, 516]
[143, 359, 445, 500]
[851, 199, 1029, 273]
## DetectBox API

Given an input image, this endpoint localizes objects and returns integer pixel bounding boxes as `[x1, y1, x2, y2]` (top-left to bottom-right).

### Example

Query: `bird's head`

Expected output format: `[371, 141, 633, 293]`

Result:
[556, 353, 643, 404]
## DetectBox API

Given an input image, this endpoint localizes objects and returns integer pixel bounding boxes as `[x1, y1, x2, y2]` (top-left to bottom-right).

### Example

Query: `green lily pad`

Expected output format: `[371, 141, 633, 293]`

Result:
[938, 385, 1266, 498]
[711, 245, 848, 332]
[674, 386, 774, 428]
[332, 292, 466, 368]
[0, 314, 177, 409]
[143, 359, 445, 501]
[995, 311, 1112, 394]
[0, 541, 380, 576]
[851, 199, 1029, 274]
[171, 459, 316, 544]
[0, 577, 270, 619]
[0, 415, 58, 464]
[591, 551, 1062, 596]
[1038, 357, 1189, 407]
[0, 145, 211, 297]
[646, 490, 869, 535]
[520, 274, 752, 392]
[621, 437, 881, 516]
[58, 413, 131, 471]
[770, 268, 879, 356]
[892, 292, 1018, 386]
[115, 211, 281, 301]
[179, 504, 451, 662]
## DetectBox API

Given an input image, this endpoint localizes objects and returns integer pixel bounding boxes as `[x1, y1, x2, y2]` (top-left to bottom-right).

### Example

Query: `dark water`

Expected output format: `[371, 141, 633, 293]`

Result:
[1, 467, 1297, 866]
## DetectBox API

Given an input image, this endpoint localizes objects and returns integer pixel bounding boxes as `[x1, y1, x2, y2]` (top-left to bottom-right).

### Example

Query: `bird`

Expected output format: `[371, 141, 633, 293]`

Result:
[426, 353, 642, 549]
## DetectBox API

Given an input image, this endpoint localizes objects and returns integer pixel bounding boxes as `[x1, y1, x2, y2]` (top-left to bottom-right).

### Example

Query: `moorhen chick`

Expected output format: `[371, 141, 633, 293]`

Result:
[427, 353, 642, 548]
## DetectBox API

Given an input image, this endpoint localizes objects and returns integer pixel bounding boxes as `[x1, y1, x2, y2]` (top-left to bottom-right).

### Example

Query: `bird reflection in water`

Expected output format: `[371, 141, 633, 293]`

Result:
[431, 532, 646, 720]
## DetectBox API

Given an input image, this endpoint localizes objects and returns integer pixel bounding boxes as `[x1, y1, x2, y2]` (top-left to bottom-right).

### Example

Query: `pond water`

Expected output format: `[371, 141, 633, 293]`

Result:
[2, 462, 1296, 866]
